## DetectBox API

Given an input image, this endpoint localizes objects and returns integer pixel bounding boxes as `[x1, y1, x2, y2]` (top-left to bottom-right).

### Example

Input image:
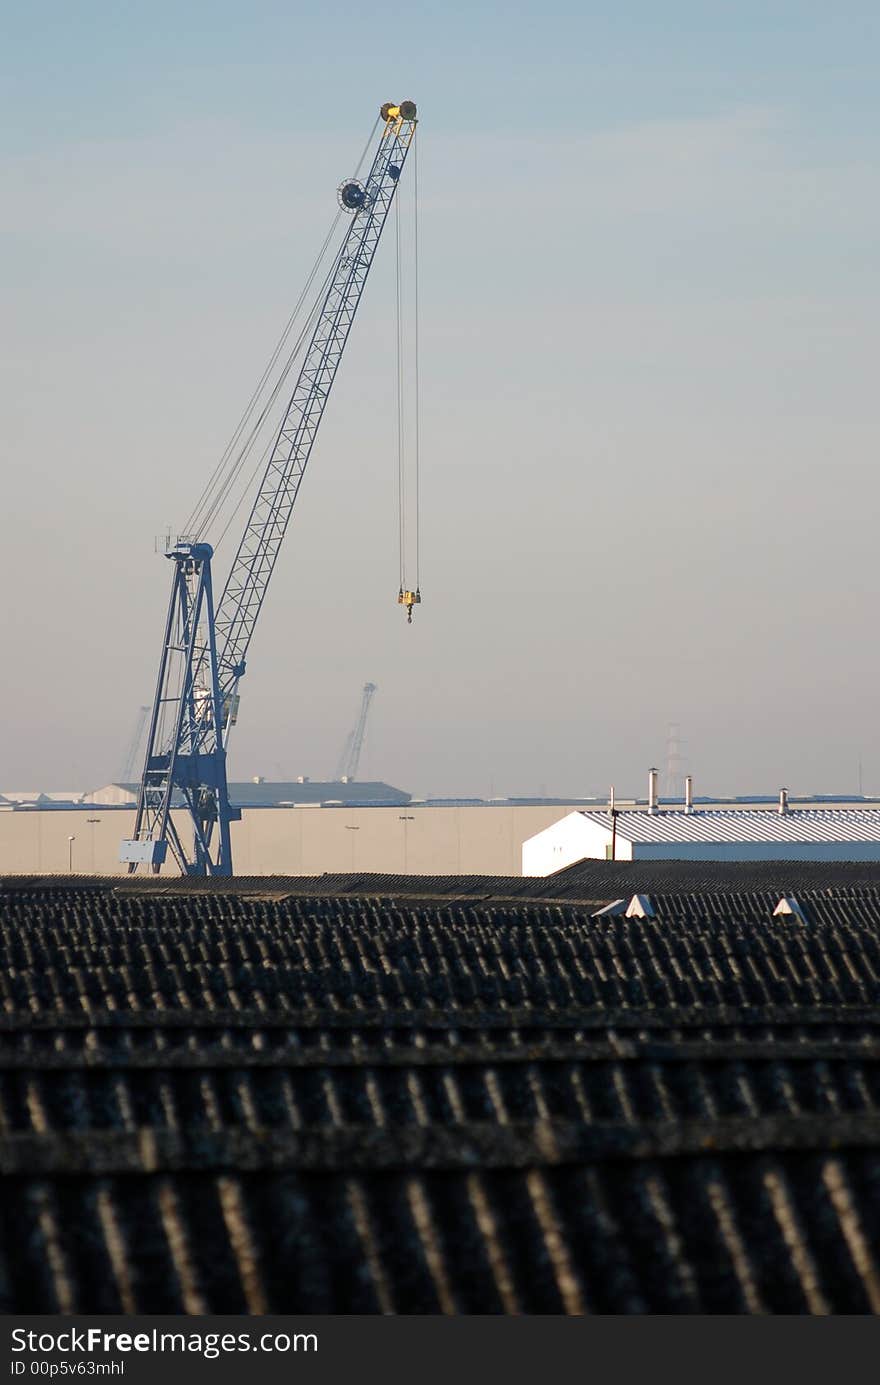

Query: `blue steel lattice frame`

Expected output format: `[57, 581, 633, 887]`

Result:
[121, 543, 238, 874]
[121, 105, 417, 875]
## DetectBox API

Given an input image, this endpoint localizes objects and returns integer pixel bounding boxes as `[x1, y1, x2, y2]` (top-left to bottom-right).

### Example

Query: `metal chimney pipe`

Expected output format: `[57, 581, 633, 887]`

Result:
[685, 775, 693, 813]
[648, 767, 658, 814]
[778, 786, 788, 815]
[609, 784, 616, 815]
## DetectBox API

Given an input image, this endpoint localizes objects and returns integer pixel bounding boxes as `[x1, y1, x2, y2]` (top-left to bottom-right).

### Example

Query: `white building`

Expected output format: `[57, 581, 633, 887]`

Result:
[522, 808, 880, 876]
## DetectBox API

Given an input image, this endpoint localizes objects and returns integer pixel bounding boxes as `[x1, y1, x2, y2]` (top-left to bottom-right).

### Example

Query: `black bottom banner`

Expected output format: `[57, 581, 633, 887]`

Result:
[2, 1316, 875, 1385]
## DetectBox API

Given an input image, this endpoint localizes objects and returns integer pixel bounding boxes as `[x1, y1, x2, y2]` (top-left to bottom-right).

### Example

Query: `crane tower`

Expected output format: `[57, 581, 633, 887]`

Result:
[121, 102, 418, 876]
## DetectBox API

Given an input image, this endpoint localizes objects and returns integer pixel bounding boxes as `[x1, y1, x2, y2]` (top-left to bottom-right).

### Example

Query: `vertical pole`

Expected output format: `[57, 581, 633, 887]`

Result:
[154, 559, 205, 871]
[128, 562, 183, 864]
[203, 558, 233, 876]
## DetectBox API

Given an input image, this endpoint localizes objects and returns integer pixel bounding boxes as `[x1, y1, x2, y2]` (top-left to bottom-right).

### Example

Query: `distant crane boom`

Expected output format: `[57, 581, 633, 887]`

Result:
[334, 682, 377, 781]
[121, 102, 418, 876]
[118, 706, 149, 784]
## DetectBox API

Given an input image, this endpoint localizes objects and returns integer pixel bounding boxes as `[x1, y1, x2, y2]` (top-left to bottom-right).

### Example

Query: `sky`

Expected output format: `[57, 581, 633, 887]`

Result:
[2, 1, 879, 799]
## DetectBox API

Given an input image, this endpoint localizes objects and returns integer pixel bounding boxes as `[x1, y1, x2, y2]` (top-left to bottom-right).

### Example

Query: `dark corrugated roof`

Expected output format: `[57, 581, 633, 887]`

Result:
[2, 871, 566, 903]
[4, 880, 880, 1312]
[12, 864, 880, 914]
[4, 893, 880, 1014]
[545, 856, 880, 896]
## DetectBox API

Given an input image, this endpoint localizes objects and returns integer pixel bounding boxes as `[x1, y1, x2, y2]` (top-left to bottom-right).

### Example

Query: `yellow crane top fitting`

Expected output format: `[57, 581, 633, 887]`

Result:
[398, 587, 421, 624]
[381, 100, 418, 125]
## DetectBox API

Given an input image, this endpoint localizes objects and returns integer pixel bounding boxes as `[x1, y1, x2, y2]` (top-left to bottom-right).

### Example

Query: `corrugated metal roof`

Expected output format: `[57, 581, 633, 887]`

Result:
[13, 862, 880, 905]
[6, 882, 880, 1311]
[582, 808, 880, 845]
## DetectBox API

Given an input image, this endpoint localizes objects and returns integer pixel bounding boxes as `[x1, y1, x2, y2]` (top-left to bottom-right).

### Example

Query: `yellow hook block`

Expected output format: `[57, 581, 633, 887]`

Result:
[397, 588, 421, 624]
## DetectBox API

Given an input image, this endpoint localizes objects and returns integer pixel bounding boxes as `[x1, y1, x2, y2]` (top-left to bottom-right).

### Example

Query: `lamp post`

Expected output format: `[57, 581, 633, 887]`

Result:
[67, 835, 76, 872]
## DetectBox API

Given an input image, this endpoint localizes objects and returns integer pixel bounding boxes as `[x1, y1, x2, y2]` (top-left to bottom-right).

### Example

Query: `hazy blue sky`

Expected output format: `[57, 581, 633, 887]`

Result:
[2, 1, 879, 798]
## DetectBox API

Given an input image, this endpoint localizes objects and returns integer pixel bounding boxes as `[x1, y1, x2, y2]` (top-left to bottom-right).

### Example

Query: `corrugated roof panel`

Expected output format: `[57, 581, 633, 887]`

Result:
[582, 809, 880, 845]
[7, 880, 880, 1313]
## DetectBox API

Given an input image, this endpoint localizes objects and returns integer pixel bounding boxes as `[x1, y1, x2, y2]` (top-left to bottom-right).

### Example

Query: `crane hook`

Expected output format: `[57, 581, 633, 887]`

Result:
[397, 587, 421, 624]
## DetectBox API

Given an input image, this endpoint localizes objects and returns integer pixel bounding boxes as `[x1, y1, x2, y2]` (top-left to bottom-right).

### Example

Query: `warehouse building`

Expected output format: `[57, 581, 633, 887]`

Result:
[0, 798, 591, 877]
[5, 780, 880, 878]
[522, 804, 880, 875]
[0, 781, 609, 876]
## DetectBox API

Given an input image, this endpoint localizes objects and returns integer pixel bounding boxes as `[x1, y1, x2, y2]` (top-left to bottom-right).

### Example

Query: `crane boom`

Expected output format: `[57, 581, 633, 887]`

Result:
[121, 102, 418, 876]
[214, 114, 416, 695]
[118, 705, 149, 784]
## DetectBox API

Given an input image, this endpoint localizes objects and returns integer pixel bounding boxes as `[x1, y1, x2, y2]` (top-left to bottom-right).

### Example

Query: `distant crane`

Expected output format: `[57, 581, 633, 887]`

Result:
[121, 102, 419, 876]
[334, 683, 377, 781]
[118, 706, 149, 784]
[662, 722, 687, 799]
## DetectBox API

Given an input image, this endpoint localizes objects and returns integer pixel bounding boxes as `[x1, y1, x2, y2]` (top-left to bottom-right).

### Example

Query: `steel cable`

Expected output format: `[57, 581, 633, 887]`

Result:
[184, 214, 342, 541]
[395, 192, 406, 589]
[413, 131, 421, 590]
[206, 251, 346, 552]
[183, 118, 381, 544]
[393, 128, 421, 595]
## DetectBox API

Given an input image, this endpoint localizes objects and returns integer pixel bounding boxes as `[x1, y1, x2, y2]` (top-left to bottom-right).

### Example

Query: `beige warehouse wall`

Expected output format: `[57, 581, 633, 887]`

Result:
[0, 805, 573, 878]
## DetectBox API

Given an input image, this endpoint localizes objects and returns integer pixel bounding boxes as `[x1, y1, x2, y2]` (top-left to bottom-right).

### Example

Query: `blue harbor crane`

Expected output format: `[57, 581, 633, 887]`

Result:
[121, 102, 419, 876]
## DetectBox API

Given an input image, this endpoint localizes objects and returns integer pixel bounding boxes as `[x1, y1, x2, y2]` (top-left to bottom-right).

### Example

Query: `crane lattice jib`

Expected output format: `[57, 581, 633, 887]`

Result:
[213, 113, 416, 695]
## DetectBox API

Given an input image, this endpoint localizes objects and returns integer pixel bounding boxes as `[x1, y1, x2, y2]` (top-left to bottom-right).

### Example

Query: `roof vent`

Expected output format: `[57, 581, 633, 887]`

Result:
[778, 787, 788, 815]
[625, 893, 654, 919]
[685, 775, 693, 813]
[773, 895, 808, 923]
[648, 768, 658, 814]
[591, 899, 626, 918]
